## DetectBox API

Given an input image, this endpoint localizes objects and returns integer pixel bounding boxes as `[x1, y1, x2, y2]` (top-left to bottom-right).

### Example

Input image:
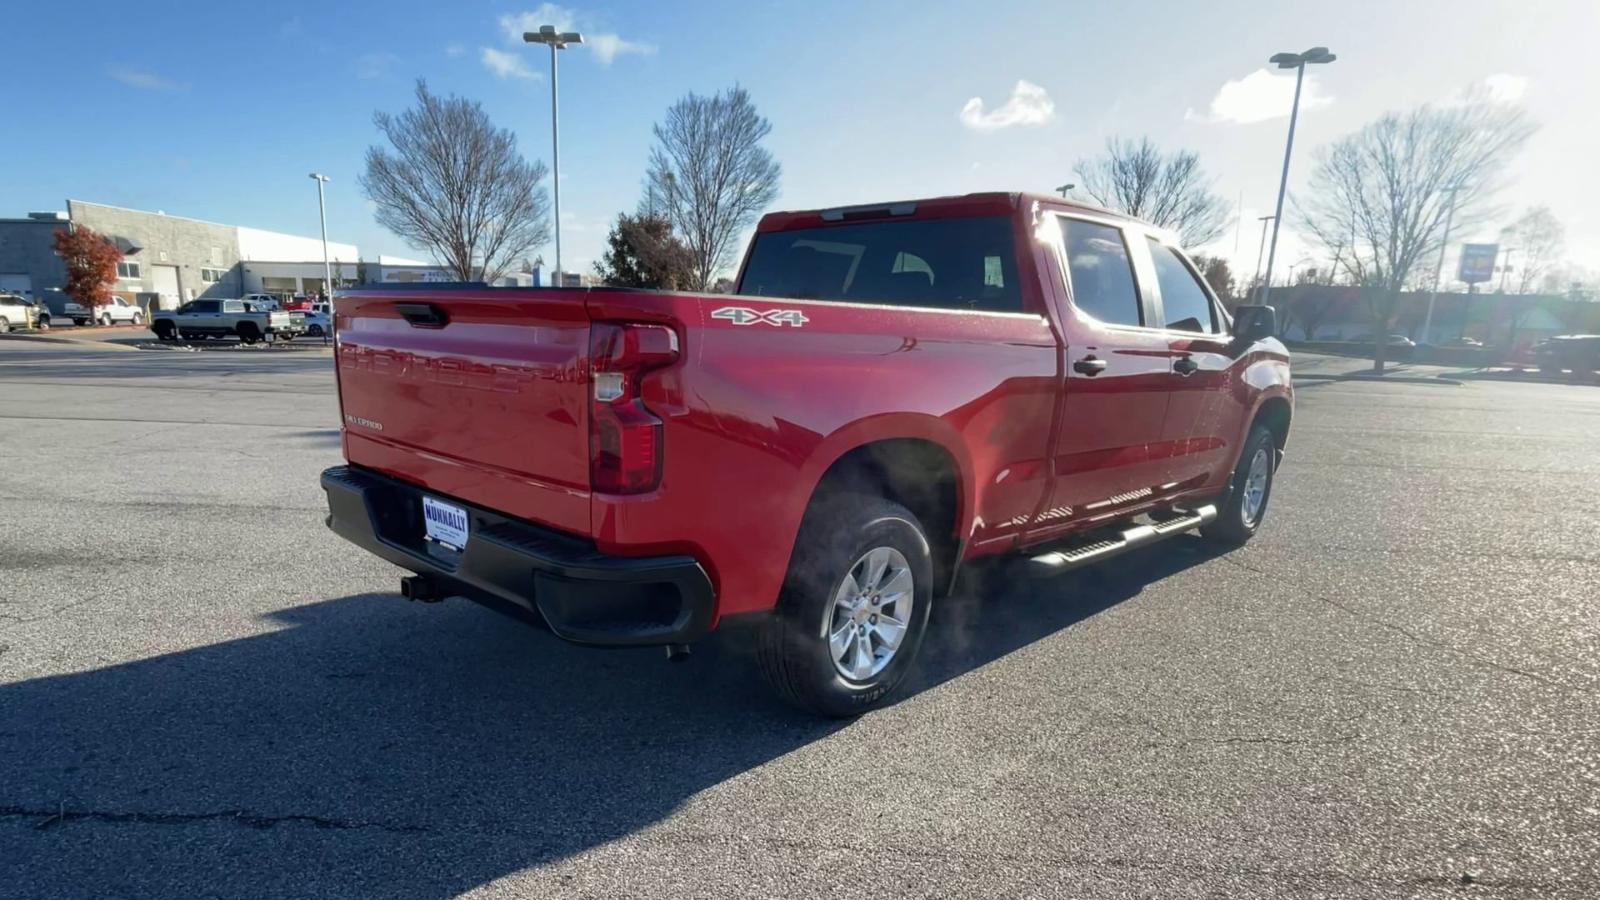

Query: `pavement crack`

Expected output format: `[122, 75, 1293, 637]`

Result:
[0, 804, 428, 835]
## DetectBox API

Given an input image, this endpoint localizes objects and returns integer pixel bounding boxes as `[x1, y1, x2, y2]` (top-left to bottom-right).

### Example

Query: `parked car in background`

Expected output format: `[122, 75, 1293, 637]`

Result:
[0, 293, 41, 332]
[242, 293, 283, 311]
[1442, 336, 1483, 348]
[58, 297, 142, 326]
[1350, 333, 1418, 349]
[298, 309, 330, 338]
[96, 296, 144, 326]
[1533, 335, 1600, 374]
[322, 191, 1294, 715]
[152, 298, 306, 343]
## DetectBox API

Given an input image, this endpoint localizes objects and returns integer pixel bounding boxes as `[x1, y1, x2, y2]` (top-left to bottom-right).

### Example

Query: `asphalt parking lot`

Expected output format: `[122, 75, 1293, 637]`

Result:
[1, 343, 1596, 899]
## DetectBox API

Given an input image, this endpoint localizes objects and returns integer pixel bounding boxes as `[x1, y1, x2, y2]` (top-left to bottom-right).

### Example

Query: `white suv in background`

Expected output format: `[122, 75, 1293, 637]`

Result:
[0, 293, 40, 332]
[62, 296, 144, 326]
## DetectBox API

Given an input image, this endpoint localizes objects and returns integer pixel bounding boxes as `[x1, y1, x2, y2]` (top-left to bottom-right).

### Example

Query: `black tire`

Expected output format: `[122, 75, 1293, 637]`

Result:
[131, 312, 143, 326]
[37, 315, 49, 330]
[74, 318, 88, 327]
[100, 313, 113, 326]
[0, 316, 9, 334]
[153, 320, 176, 341]
[237, 323, 261, 344]
[307, 324, 324, 337]
[1202, 425, 1278, 546]
[757, 493, 934, 717]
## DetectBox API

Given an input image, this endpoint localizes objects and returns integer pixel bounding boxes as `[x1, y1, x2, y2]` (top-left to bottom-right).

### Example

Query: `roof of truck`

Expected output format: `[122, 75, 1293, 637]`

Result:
[755, 191, 1143, 232]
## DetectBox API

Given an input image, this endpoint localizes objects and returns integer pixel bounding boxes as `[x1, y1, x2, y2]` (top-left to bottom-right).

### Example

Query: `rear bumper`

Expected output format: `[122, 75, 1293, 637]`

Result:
[321, 465, 715, 646]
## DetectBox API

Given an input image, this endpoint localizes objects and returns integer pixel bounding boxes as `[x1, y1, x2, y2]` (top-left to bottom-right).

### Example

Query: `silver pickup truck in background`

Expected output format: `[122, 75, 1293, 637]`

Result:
[151, 298, 306, 344]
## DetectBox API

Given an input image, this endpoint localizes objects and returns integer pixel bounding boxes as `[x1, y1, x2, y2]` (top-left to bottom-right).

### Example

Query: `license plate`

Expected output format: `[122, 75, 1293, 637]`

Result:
[422, 496, 469, 550]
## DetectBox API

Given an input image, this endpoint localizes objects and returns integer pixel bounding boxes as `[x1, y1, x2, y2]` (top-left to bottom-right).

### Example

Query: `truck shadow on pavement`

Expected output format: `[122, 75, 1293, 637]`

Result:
[2, 538, 1223, 897]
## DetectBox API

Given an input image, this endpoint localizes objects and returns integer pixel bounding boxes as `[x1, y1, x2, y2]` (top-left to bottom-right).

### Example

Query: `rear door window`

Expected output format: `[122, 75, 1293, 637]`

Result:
[1146, 239, 1219, 333]
[191, 300, 221, 314]
[739, 216, 1022, 313]
[1057, 218, 1142, 327]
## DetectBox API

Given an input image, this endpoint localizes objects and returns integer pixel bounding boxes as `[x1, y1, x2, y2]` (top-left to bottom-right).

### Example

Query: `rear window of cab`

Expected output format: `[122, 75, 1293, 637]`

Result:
[739, 216, 1021, 313]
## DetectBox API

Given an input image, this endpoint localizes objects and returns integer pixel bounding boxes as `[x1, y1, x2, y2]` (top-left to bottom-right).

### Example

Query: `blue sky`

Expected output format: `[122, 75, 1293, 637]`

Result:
[6, 0, 1597, 280]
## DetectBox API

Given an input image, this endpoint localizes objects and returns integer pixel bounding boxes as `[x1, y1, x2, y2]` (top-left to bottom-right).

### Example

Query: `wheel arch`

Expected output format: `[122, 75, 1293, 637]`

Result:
[801, 424, 971, 594]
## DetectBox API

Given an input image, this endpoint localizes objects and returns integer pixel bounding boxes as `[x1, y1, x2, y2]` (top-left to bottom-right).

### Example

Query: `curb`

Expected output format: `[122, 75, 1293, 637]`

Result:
[0, 332, 141, 351]
[1294, 374, 1463, 387]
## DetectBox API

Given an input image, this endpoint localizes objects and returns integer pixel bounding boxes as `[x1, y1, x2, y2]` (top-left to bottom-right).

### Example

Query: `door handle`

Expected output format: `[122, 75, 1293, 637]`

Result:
[1173, 355, 1199, 376]
[1073, 355, 1108, 376]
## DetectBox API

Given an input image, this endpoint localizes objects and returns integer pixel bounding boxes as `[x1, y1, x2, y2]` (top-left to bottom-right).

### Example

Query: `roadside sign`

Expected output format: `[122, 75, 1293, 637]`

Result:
[1458, 243, 1498, 284]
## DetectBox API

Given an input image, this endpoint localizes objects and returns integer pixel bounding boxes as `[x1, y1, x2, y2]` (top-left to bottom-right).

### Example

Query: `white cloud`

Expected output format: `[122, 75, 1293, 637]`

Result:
[959, 80, 1055, 132]
[445, 44, 466, 58]
[1186, 68, 1332, 125]
[583, 32, 655, 64]
[497, 6, 655, 66]
[108, 66, 184, 91]
[1482, 73, 1529, 103]
[481, 47, 539, 80]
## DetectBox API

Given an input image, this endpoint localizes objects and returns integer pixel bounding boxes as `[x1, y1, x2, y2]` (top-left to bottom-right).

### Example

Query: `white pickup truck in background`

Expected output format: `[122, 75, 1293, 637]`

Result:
[151, 298, 306, 343]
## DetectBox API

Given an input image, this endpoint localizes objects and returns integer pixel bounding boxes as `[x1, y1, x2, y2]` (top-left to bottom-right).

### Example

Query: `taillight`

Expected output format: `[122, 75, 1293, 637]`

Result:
[589, 322, 679, 494]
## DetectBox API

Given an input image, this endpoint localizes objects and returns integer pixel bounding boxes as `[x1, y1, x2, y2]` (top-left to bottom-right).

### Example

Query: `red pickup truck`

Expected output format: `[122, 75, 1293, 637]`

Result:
[322, 192, 1292, 715]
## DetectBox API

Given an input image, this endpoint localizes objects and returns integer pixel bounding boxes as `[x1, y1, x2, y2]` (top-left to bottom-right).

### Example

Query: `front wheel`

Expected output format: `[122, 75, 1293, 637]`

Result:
[307, 324, 324, 338]
[131, 312, 144, 326]
[74, 318, 88, 327]
[0, 316, 10, 334]
[1202, 425, 1278, 546]
[153, 321, 176, 341]
[758, 494, 934, 717]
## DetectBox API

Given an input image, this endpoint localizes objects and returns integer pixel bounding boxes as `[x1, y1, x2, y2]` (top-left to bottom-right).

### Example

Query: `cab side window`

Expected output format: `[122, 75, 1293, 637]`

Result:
[1147, 239, 1218, 334]
[1058, 218, 1142, 327]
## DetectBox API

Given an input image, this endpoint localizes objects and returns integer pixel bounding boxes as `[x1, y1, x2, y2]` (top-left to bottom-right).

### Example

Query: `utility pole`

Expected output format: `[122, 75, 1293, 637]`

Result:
[1421, 183, 1464, 344]
[1498, 247, 1517, 293]
[1251, 214, 1275, 301]
[1260, 46, 1336, 309]
[308, 173, 332, 298]
[524, 25, 583, 287]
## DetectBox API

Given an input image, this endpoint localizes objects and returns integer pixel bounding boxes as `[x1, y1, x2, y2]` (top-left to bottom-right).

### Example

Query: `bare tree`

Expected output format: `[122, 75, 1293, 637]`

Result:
[361, 80, 551, 283]
[1298, 94, 1535, 371]
[1499, 207, 1564, 295]
[1073, 137, 1231, 248]
[646, 86, 781, 291]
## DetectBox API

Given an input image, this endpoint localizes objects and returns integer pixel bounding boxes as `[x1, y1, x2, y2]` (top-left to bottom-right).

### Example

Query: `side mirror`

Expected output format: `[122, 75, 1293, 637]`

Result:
[1232, 304, 1278, 343]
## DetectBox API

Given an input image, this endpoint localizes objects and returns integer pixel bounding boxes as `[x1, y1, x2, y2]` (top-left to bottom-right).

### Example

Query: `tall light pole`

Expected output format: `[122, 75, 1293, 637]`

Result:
[1498, 247, 1517, 293]
[525, 24, 582, 287]
[1260, 46, 1336, 309]
[1421, 182, 1465, 344]
[1251, 214, 1276, 299]
[308, 173, 333, 298]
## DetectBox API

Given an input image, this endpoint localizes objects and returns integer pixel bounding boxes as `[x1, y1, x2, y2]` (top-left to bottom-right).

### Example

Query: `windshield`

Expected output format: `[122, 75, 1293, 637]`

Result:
[738, 216, 1021, 312]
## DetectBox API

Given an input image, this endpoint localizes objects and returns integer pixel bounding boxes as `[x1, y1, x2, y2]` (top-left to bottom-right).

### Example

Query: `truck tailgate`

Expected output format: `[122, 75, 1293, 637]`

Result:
[335, 289, 593, 537]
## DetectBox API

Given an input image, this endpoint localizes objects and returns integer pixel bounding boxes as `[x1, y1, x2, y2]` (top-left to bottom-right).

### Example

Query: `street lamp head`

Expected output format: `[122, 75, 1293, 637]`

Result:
[308, 173, 329, 182]
[524, 25, 583, 48]
[1272, 47, 1335, 68]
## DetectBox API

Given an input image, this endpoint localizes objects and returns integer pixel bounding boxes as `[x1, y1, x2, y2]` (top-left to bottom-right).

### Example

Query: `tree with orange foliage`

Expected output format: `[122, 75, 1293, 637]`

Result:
[52, 227, 122, 318]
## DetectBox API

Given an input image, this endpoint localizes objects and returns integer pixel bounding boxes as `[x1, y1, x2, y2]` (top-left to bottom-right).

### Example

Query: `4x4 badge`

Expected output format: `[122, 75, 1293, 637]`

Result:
[712, 307, 809, 327]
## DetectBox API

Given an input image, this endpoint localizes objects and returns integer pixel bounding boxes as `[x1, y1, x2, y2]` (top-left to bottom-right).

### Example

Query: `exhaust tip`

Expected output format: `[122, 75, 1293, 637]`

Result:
[400, 575, 443, 603]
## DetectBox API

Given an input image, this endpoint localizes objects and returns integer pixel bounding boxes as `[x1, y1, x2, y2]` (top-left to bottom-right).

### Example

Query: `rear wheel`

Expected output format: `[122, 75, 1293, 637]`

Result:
[237, 323, 261, 344]
[1202, 425, 1277, 546]
[153, 320, 176, 341]
[74, 318, 88, 327]
[758, 493, 934, 717]
[100, 313, 113, 326]
[0, 316, 10, 334]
